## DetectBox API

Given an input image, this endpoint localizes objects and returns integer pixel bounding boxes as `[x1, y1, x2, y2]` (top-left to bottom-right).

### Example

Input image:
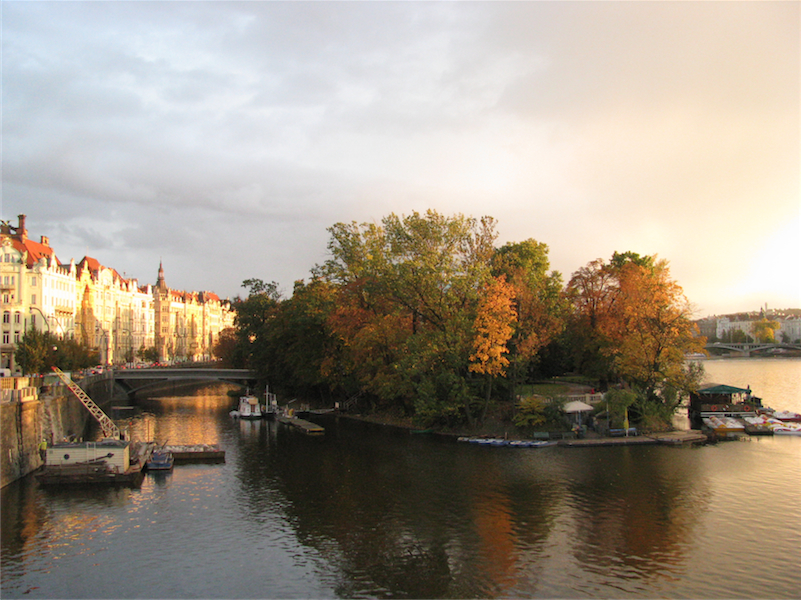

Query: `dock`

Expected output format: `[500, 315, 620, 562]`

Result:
[277, 415, 325, 435]
[162, 444, 226, 463]
[559, 430, 707, 447]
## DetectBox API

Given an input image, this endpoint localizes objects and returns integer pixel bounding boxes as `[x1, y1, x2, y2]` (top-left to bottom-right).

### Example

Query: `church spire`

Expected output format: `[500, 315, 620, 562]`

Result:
[157, 260, 166, 289]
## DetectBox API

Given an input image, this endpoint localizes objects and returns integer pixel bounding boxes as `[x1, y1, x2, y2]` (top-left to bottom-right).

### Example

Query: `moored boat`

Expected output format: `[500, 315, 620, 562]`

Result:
[36, 439, 149, 487]
[772, 410, 801, 423]
[231, 395, 263, 419]
[146, 449, 174, 471]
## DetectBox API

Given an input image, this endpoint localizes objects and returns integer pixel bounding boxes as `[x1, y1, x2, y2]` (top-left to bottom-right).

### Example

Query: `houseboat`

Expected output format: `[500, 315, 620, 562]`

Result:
[689, 383, 760, 429]
[36, 439, 150, 487]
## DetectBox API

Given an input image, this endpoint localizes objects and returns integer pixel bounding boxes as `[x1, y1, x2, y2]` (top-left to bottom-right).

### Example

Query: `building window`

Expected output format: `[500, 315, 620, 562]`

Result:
[31, 315, 36, 327]
[2, 312, 8, 324]
[14, 313, 20, 324]
[31, 276, 36, 287]
[2, 333, 8, 345]
[31, 294, 37, 305]
[14, 333, 20, 343]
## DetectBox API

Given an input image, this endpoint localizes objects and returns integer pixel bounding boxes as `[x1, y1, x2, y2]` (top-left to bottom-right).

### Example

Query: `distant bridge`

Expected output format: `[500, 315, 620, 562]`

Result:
[705, 342, 801, 356]
[110, 368, 257, 398]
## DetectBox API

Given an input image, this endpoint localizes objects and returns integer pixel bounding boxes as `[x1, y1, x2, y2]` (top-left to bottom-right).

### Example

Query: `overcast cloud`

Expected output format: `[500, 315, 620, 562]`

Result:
[2, 1, 798, 316]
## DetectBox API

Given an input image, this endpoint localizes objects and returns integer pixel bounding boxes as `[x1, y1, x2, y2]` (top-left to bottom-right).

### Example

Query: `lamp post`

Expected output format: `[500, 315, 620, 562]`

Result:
[29, 307, 50, 332]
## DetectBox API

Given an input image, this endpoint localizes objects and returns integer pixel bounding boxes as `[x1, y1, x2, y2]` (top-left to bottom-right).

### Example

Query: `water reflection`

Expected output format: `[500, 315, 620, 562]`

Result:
[565, 447, 708, 586]
[3, 377, 800, 599]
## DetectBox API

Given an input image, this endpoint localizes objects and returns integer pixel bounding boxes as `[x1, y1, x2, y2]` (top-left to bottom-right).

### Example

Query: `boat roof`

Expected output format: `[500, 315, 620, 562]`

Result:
[51, 439, 129, 448]
[697, 384, 750, 395]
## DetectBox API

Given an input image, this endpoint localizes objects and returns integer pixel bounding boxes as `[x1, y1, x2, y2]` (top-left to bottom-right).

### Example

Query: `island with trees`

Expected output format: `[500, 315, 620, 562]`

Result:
[218, 210, 706, 437]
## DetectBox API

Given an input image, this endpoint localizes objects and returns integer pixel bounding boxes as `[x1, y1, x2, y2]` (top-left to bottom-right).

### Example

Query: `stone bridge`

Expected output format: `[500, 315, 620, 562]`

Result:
[705, 342, 801, 356]
[110, 367, 257, 398]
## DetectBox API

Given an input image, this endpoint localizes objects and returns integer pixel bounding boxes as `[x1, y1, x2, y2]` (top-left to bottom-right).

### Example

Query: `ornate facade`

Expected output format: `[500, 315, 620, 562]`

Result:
[1, 215, 235, 372]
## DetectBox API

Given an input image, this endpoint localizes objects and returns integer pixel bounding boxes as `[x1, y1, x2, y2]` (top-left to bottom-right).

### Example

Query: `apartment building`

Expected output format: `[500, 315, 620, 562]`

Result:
[1, 215, 235, 372]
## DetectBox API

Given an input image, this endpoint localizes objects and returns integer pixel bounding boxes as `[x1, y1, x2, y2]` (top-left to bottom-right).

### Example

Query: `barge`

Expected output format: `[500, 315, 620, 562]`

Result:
[162, 444, 226, 463]
[37, 440, 153, 487]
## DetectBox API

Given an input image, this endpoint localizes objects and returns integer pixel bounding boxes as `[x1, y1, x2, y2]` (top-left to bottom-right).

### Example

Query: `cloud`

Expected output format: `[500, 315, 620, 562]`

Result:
[2, 1, 798, 314]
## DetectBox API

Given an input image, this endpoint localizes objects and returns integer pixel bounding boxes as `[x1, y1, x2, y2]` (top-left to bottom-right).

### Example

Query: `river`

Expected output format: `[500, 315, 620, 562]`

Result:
[2, 358, 800, 599]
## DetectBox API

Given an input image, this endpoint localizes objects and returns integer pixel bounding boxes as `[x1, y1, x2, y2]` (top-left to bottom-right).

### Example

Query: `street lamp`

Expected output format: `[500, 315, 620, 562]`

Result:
[30, 307, 50, 332]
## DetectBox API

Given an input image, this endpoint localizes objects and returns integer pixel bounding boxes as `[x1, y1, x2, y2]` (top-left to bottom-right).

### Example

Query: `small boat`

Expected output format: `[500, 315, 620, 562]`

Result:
[232, 395, 263, 420]
[146, 449, 174, 471]
[772, 410, 801, 423]
[508, 440, 558, 448]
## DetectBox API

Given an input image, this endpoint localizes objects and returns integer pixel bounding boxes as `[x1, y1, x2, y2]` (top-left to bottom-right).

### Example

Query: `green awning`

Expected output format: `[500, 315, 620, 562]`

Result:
[698, 384, 750, 395]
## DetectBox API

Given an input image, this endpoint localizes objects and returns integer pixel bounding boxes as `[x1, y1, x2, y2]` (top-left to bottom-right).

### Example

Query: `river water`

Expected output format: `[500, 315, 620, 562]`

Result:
[2, 358, 800, 599]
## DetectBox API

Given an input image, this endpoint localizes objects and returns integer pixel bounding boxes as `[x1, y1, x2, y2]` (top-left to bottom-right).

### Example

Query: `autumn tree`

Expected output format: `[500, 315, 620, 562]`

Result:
[567, 252, 705, 426]
[317, 210, 498, 425]
[469, 276, 517, 424]
[491, 239, 566, 396]
[212, 327, 240, 367]
[751, 318, 780, 343]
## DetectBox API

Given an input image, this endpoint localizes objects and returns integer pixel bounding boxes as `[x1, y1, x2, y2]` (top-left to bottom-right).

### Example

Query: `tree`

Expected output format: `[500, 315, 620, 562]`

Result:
[567, 252, 706, 426]
[751, 318, 780, 343]
[15, 330, 97, 374]
[16, 328, 58, 375]
[469, 276, 517, 423]
[212, 328, 240, 367]
[492, 239, 566, 395]
[316, 210, 499, 425]
[137, 345, 159, 363]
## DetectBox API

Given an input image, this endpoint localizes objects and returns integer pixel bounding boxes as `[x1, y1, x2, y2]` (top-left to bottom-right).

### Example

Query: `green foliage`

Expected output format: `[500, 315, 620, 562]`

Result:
[137, 345, 159, 363]
[513, 396, 547, 428]
[228, 216, 698, 430]
[16, 329, 98, 375]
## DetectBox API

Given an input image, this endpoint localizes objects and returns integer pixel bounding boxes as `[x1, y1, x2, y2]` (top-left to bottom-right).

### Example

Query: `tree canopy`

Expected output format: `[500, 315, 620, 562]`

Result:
[229, 211, 705, 430]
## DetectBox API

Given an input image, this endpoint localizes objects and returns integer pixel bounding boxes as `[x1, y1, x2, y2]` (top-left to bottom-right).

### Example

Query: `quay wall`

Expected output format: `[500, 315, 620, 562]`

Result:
[0, 373, 122, 488]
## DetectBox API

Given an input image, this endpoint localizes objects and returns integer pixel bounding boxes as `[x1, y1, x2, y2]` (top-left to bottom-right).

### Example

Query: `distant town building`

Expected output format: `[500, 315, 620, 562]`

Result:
[697, 307, 801, 344]
[1, 215, 235, 372]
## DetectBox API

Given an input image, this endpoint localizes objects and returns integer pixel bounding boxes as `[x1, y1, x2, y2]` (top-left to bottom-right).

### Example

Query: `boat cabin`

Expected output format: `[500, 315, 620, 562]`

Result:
[690, 384, 760, 427]
[46, 439, 131, 473]
[238, 395, 263, 419]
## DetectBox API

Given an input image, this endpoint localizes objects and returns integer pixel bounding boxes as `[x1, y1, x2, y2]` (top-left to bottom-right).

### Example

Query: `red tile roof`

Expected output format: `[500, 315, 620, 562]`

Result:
[11, 237, 57, 268]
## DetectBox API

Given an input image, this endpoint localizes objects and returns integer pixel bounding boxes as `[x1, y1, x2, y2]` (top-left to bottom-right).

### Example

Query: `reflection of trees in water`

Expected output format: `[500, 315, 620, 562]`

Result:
[244, 419, 563, 598]
[566, 447, 709, 581]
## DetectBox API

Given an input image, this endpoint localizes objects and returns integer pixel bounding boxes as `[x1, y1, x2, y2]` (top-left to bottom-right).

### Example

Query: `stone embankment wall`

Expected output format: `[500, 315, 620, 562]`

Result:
[0, 373, 122, 488]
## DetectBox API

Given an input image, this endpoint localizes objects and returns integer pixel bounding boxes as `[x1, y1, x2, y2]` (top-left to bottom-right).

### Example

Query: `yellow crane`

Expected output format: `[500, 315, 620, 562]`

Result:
[51, 366, 121, 440]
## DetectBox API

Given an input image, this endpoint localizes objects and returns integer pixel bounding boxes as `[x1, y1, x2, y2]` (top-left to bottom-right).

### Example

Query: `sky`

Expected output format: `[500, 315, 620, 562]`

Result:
[2, 1, 799, 317]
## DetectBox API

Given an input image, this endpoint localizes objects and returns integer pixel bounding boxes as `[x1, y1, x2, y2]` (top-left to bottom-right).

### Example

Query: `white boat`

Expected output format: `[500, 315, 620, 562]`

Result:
[772, 410, 801, 423]
[233, 395, 263, 420]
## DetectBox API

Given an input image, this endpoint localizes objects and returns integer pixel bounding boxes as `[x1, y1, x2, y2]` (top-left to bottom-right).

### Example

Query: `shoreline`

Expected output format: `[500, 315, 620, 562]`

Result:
[328, 411, 708, 447]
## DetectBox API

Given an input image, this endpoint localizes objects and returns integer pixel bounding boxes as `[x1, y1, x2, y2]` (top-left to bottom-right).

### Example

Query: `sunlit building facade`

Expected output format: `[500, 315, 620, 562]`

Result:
[1, 215, 235, 372]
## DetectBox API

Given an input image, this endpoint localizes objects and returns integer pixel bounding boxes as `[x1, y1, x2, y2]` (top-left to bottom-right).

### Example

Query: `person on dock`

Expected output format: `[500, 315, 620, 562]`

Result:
[39, 439, 47, 462]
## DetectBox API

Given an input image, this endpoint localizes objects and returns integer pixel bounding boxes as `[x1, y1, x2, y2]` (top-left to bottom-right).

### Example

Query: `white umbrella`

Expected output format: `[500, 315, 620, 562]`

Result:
[563, 400, 594, 413]
[564, 400, 594, 428]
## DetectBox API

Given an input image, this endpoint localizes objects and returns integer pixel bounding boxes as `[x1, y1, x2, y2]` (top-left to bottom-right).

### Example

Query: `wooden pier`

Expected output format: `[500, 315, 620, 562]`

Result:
[277, 415, 325, 435]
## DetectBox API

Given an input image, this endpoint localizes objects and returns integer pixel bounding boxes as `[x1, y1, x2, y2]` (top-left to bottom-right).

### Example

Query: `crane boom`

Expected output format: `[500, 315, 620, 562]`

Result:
[51, 366, 121, 440]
